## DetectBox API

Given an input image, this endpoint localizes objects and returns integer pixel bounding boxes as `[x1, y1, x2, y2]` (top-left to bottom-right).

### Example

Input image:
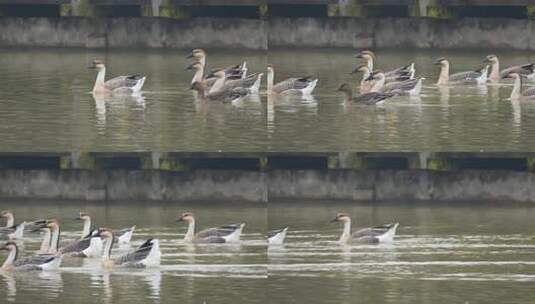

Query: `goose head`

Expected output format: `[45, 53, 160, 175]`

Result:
[484, 54, 498, 64]
[336, 83, 353, 95]
[95, 227, 114, 240]
[350, 64, 370, 75]
[355, 50, 376, 61]
[331, 213, 351, 223]
[434, 57, 449, 67]
[88, 59, 106, 71]
[177, 212, 195, 224]
[0, 241, 17, 252]
[267, 64, 274, 74]
[0, 210, 13, 220]
[186, 49, 206, 60]
[76, 212, 90, 221]
[46, 218, 60, 230]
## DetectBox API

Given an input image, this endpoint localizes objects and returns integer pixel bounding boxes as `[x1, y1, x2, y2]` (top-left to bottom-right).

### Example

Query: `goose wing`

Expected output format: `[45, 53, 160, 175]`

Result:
[273, 77, 314, 93]
[59, 237, 91, 254]
[353, 92, 394, 105]
[501, 64, 535, 78]
[105, 75, 143, 90]
[223, 73, 259, 89]
[14, 254, 56, 267]
[196, 224, 241, 239]
[385, 63, 414, 77]
[114, 239, 154, 265]
[384, 78, 419, 93]
[449, 71, 482, 83]
[522, 87, 535, 98]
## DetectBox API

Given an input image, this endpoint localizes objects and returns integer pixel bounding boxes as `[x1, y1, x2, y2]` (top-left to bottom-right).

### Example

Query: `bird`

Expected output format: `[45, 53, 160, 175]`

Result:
[96, 228, 161, 269]
[484, 54, 535, 83]
[1, 241, 62, 271]
[88, 59, 146, 95]
[504, 72, 535, 100]
[267, 227, 288, 245]
[177, 212, 245, 244]
[337, 83, 395, 105]
[366, 70, 424, 96]
[331, 213, 399, 244]
[76, 212, 135, 244]
[434, 57, 488, 85]
[356, 50, 415, 82]
[266, 64, 317, 95]
[0, 210, 25, 240]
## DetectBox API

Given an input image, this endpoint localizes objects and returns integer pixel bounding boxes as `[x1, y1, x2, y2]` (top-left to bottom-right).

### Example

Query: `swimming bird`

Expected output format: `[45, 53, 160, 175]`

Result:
[356, 50, 415, 81]
[88, 59, 146, 95]
[337, 83, 395, 105]
[1, 241, 62, 271]
[12, 220, 62, 267]
[186, 49, 248, 86]
[191, 79, 250, 103]
[266, 64, 318, 95]
[484, 54, 535, 83]
[187, 63, 262, 96]
[367, 70, 424, 96]
[267, 227, 288, 245]
[504, 72, 535, 100]
[331, 213, 399, 244]
[96, 228, 160, 269]
[0, 210, 25, 240]
[434, 57, 488, 85]
[177, 212, 245, 244]
[76, 212, 134, 244]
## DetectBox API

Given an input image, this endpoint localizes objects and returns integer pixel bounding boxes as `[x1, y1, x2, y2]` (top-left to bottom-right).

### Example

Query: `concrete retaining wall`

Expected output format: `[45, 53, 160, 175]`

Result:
[0, 16, 533, 50]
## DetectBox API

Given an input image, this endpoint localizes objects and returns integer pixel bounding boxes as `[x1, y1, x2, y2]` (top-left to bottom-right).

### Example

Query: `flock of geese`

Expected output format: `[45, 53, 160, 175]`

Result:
[88, 49, 535, 104]
[0, 210, 399, 271]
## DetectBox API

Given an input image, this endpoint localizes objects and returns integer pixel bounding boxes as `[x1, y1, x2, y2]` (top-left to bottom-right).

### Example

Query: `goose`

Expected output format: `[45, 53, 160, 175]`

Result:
[96, 228, 160, 269]
[356, 50, 415, 81]
[12, 220, 62, 267]
[434, 58, 488, 85]
[1, 241, 62, 271]
[76, 212, 134, 244]
[484, 54, 535, 83]
[266, 64, 318, 95]
[367, 70, 424, 96]
[177, 212, 245, 244]
[337, 83, 395, 105]
[191, 79, 250, 103]
[0, 210, 25, 240]
[504, 72, 535, 100]
[351, 64, 411, 94]
[88, 59, 146, 95]
[36, 218, 99, 258]
[187, 63, 262, 96]
[331, 213, 399, 244]
[267, 227, 288, 245]
[186, 49, 248, 86]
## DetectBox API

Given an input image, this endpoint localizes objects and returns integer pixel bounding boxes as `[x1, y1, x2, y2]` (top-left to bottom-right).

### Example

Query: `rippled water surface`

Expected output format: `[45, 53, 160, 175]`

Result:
[2, 48, 535, 151]
[0, 200, 534, 303]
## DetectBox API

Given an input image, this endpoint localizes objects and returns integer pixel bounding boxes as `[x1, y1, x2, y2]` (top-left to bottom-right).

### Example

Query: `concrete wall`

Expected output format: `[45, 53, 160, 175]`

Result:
[0, 169, 268, 202]
[0, 168, 534, 203]
[0, 16, 533, 50]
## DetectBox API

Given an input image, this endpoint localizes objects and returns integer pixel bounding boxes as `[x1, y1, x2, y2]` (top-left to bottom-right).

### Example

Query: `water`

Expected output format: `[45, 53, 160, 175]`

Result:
[3, 48, 535, 151]
[1, 200, 534, 303]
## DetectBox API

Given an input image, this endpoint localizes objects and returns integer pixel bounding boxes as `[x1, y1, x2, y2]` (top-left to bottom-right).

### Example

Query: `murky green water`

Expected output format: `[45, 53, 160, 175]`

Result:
[2, 48, 535, 151]
[1, 200, 534, 303]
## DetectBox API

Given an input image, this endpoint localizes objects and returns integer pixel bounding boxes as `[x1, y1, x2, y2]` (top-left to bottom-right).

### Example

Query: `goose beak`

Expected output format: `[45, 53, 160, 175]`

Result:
[364, 74, 376, 81]
[176, 217, 184, 222]
[355, 54, 363, 59]
[186, 52, 194, 59]
[185, 64, 194, 71]
[330, 218, 339, 223]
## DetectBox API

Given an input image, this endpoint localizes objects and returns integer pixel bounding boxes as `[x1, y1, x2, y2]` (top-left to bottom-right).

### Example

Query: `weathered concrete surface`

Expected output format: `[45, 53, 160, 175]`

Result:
[268, 17, 534, 50]
[0, 16, 533, 50]
[0, 17, 268, 49]
[0, 169, 267, 202]
[268, 170, 535, 203]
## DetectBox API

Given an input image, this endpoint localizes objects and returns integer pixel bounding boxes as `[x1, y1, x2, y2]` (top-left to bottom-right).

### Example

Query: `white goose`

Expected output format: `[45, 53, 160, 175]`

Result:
[12, 220, 63, 268]
[97, 228, 160, 269]
[88, 59, 146, 95]
[1, 241, 62, 271]
[178, 212, 245, 244]
[76, 212, 135, 244]
[0, 210, 25, 240]
[267, 227, 288, 245]
[266, 64, 318, 95]
[504, 72, 535, 100]
[434, 57, 488, 85]
[331, 213, 399, 244]
[484, 54, 535, 83]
